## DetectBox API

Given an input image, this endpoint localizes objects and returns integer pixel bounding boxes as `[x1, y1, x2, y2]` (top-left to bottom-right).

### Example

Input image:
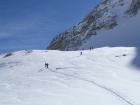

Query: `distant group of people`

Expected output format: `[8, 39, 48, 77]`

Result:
[80, 47, 94, 56]
[90, 47, 94, 51]
[44, 47, 94, 69]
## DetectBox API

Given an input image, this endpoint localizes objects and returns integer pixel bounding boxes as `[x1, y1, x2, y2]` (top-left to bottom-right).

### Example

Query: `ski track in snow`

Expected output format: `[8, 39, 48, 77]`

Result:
[47, 68, 134, 105]
[1, 48, 140, 105]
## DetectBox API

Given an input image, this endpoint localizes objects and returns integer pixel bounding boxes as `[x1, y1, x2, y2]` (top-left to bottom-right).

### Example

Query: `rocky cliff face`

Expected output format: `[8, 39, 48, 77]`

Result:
[47, 0, 140, 51]
[126, 0, 140, 15]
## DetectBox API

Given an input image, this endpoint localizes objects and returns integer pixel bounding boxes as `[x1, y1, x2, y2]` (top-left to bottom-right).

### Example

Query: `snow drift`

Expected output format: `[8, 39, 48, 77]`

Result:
[0, 48, 140, 105]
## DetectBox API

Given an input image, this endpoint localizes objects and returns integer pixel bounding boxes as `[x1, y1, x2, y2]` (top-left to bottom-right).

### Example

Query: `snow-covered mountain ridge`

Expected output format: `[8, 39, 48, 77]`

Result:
[0, 47, 140, 105]
[47, 0, 140, 50]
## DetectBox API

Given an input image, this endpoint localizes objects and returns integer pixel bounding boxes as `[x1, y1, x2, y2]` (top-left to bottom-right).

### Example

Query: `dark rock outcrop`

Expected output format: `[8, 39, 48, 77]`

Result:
[47, 0, 139, 51]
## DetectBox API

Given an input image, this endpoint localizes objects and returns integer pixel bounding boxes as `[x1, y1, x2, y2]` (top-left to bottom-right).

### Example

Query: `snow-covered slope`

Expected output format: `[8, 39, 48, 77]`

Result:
[0, 48, 140, 105]
[47, 0, 140, 50]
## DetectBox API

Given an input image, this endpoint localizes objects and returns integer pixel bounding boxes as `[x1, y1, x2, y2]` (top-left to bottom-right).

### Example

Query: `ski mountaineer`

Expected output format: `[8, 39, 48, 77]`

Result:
[45, 62, 49, 69]
[80, 52, 83, 55]
[90, 47, 92, 51]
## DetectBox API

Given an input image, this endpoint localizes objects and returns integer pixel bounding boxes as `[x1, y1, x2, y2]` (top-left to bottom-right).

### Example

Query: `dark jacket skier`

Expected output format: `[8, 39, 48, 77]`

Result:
[80, 52, 83, 55]
[45, 62, 49, 69]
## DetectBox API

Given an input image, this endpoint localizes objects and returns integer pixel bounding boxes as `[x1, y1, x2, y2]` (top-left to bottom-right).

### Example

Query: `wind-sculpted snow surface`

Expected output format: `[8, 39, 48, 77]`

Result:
[0, 47, 140, 105]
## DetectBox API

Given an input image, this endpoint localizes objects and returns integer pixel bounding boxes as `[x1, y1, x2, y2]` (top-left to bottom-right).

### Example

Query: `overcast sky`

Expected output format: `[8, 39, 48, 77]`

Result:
[0, 0, 101, 53]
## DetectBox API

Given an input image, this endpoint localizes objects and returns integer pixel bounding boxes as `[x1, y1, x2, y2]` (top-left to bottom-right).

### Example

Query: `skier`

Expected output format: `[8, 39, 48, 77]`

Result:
[45, 62, 49, 69]
[90, 47, 92, 51]
[80, 52, 83, 55]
